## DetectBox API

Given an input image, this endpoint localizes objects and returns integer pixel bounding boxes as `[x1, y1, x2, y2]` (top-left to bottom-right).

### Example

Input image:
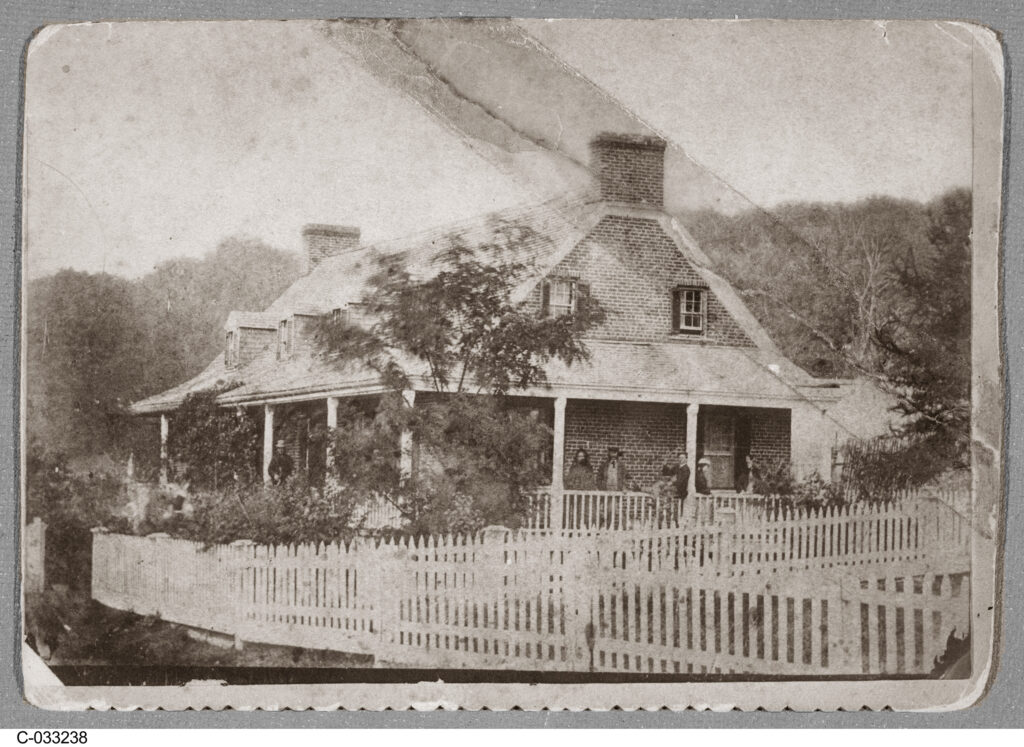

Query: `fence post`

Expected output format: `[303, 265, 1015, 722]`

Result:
[834, 575, 862, 674]
[566, 535, 597, 671]
[717, 509, 736, 568]
[551, 490, 565, 531]
[229, 539, 254, 650]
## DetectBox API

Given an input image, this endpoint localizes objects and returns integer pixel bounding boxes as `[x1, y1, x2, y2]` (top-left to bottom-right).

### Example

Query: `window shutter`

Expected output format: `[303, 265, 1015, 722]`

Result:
[575, 282, 590, 311]
[671, 288, 680, 331]
[541, 280, 551, 317]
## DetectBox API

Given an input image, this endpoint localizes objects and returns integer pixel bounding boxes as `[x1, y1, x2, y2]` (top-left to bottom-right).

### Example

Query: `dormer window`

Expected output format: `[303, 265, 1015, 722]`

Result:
[330, 303, 365, 326]
[672, 287, 706, 335]
[278, 318, 291, 359]
[224, 330, 237, 367]
[541, 278, 587, 318]
[327, 303, 364, 325]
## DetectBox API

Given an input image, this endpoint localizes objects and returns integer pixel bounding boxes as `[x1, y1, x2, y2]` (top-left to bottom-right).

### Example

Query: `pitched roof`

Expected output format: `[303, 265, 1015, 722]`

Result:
[538, 340, 838, 405]
[132, 192, 832, 413]
[266, 192, 600, 317]
[223, 311, 278, 331]
[131, 356, 245, 414]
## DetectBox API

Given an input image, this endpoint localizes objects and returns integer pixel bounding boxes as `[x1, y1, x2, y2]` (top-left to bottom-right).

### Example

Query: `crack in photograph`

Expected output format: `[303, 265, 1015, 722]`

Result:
[18, 17, 1002, 710]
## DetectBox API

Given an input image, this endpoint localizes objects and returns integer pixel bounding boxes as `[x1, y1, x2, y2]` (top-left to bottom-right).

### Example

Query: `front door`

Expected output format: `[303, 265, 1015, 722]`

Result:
[703, 412, 735, 490]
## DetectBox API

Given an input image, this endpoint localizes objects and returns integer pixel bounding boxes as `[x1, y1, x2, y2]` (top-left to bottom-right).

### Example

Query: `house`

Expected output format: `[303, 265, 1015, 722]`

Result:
[132, 133, 885, 496]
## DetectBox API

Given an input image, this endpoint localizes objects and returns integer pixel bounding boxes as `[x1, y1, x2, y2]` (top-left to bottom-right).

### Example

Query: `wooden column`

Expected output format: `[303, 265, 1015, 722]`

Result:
[551, 396, 567, 491]
[159, 414, 169, 485]
[262, 404, 275, 485]
[685, 402, 699, 496]
[326, 396, 339, 470]
[399, 390, 416, 481]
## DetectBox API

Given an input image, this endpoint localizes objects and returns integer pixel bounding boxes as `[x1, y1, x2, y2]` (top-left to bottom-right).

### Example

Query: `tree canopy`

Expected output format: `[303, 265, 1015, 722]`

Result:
[687, 188, 971, 473]
[25, 238, 301, 465]
[314, 236, 605, 533]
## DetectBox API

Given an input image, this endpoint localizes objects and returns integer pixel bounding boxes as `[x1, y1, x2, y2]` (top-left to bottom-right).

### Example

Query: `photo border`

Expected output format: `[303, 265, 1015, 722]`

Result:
[1, 0, 1018, 725]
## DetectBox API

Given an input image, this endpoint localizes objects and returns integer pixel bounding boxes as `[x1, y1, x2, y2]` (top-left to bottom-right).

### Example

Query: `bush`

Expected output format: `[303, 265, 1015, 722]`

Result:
[24, 443, 129, 588]
[752, 456, 796, 496]
[826, 434, 960, 504]
[325, 393, 549, 537]
[166, 389, 261, 489]
[156, 480, 362, 546]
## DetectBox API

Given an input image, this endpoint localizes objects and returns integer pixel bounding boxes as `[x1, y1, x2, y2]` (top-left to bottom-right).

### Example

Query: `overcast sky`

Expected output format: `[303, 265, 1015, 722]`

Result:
[23, 19, 974, 279]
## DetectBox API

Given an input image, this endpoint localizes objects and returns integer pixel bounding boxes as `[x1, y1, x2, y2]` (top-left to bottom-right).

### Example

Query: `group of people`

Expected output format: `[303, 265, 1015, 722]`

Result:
[564, 446, 759, 503]
[564, 446, 640, 492]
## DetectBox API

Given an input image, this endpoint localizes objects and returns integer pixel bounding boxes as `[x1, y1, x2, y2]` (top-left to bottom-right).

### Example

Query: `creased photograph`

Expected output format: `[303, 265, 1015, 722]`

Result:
[18, 18, 1003, 711]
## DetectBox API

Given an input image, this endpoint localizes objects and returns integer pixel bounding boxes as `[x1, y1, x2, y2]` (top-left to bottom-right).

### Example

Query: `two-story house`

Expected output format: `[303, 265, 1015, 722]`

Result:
[132, 133, 881, 496]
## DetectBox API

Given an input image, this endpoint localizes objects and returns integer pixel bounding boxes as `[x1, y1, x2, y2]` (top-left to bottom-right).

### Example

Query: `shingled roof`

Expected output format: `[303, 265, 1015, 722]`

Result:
[131, 190, 835, 415]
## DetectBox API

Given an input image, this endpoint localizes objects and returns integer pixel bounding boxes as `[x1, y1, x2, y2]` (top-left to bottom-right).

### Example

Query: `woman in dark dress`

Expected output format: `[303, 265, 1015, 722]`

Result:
[564, 448, 597, 490]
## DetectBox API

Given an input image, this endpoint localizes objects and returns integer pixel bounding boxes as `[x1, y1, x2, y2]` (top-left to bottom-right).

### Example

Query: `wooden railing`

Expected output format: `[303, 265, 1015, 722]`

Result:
[527, 487, 971, 535]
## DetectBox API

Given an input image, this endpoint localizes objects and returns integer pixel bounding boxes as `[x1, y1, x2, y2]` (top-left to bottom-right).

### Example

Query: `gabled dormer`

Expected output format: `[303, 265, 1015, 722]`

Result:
[329, 302, 368, 327]
[276, 305, 327, 360]
[223, 312, 278, 370]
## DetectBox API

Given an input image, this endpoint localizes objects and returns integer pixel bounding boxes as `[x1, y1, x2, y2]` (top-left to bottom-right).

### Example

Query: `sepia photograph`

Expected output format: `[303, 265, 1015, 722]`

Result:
[17, 17, 1003, 711]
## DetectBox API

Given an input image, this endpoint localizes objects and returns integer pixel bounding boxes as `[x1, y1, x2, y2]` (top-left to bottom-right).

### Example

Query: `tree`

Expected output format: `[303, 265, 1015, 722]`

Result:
[24, 270, 150, 460]
[688, 196, 930, 378]
[24, 239, 301, 465]
[315, 229, 605, 533]
[687, 189, 971, 483]
[165, 389, 262, 489]
[132, 237, 301, 399]
[872, 188, 971, 469]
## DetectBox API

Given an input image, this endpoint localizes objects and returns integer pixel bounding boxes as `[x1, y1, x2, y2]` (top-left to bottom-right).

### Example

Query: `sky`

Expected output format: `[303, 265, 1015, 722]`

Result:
[22, 19, 974, 279]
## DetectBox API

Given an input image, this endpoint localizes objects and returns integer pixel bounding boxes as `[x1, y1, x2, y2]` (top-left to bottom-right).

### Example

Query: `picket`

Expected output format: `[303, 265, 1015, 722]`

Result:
[91, 494, 971, 675]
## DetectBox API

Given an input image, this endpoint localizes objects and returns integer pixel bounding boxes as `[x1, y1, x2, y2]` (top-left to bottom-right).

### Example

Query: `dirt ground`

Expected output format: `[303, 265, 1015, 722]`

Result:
[24, 587, 374, 669]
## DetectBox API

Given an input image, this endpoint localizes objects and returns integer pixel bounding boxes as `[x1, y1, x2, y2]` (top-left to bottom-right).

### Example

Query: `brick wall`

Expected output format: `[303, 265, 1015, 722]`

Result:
[749, 408, 791, 466]
[564, 400, 687, 489]
[525, 216, 754, 347]
[302, 224, 360, 272]
[591, 133, 665, 208]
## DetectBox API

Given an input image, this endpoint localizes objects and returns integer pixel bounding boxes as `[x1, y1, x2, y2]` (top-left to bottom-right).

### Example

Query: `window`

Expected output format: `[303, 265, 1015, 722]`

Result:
[224, 330, 236, 367]
[672, 287, 706, 335]
[331, 303, 366, 326]
[542, 278, 587, 317]
[278, 319, 291, 359]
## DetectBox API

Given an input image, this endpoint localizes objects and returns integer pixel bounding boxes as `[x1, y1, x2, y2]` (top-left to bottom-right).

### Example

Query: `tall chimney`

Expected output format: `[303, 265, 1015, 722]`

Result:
[590, 133, 667, 208]
[302, 224, 361, 272]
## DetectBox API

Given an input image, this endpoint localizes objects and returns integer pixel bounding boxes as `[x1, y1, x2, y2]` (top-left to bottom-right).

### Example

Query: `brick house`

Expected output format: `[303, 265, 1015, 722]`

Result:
[132, 133, 880, 495]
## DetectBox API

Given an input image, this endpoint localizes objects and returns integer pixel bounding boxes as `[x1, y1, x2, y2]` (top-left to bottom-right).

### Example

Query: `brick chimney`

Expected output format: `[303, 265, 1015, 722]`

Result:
[302, 224, 361, 272]
[590, 133, 667, 208]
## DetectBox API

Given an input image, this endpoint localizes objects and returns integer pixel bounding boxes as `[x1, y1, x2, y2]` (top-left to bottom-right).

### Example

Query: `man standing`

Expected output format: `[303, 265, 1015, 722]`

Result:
[268, 439, 294, 485]
[597, 446, 633, 491]
[674, 449, 691, 504]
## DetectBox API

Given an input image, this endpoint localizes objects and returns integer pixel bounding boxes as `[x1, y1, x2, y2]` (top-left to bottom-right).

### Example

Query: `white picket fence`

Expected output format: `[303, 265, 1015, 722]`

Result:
[92, 497, 971, 675]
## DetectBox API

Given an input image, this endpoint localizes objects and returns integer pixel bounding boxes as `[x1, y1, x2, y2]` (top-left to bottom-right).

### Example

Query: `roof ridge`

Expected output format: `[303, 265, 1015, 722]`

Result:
[352, 189, 598, 259]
